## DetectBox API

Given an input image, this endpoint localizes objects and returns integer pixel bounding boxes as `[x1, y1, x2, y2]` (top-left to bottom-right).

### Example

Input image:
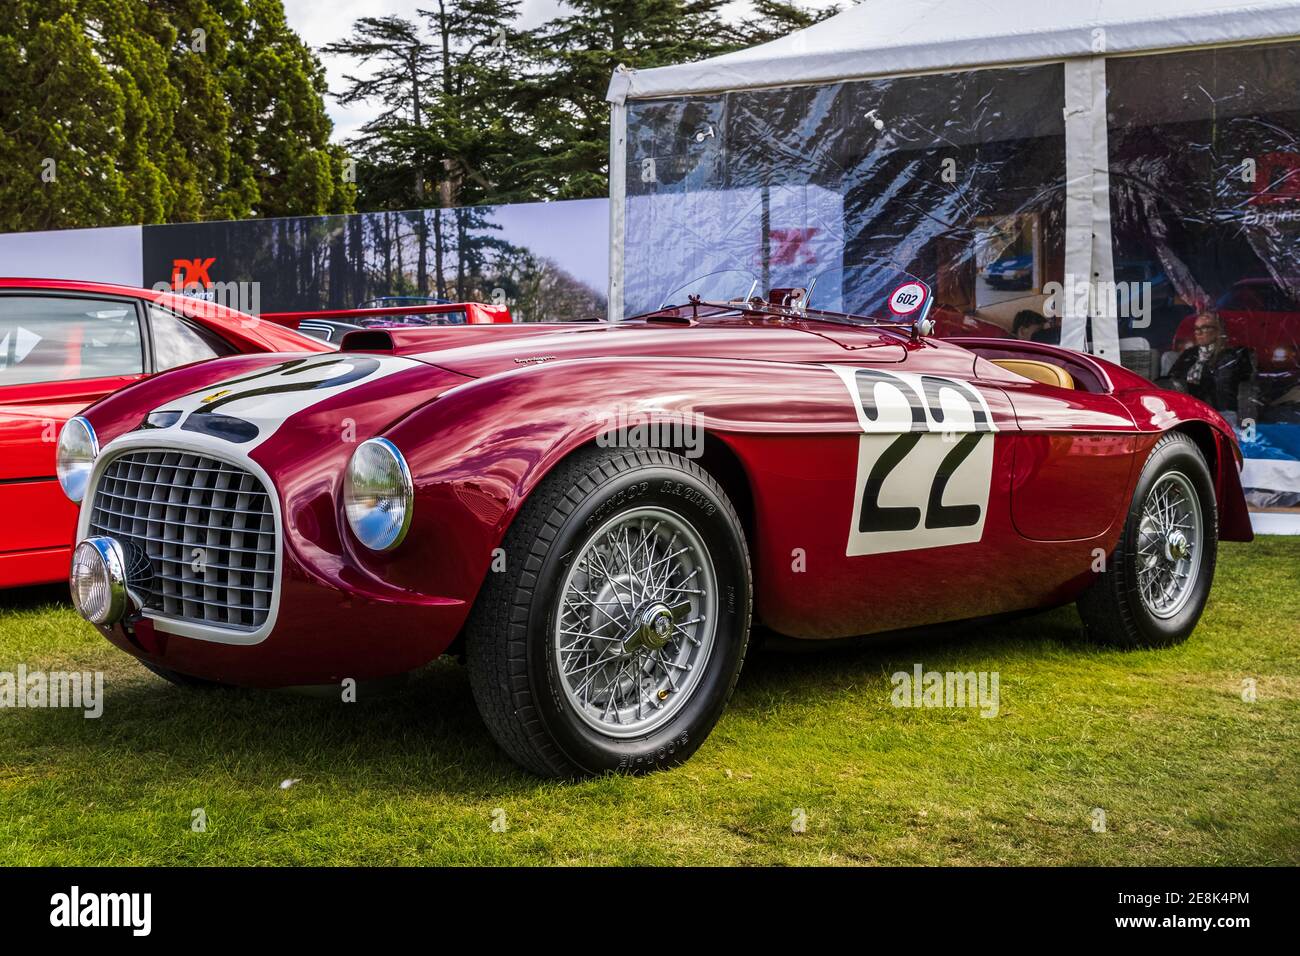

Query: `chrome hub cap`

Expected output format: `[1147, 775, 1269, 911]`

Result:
[1164, 529, 1190, 563]
[1136, 471, 1203, 619]
[554, 507, 717, 737]
[628, 603, 676, 653]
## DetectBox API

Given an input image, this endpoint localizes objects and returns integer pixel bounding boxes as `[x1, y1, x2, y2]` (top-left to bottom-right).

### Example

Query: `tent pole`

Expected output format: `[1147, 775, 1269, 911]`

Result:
[1086, 58, 1120, 364]
[608, 100, 628, 322]
[1062, 56, 1119, 362]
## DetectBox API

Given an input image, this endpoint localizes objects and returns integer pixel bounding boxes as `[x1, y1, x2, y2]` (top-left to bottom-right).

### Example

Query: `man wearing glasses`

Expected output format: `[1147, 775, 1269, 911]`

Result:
[1166, 310, 1258, 424]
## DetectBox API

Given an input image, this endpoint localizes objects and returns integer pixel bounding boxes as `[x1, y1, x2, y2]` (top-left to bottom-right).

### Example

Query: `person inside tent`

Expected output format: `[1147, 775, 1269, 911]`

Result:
[1166, 310, 1257, 424]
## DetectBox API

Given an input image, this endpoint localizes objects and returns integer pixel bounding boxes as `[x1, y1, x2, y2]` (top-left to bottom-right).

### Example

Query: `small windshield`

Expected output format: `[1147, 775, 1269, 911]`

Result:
[805, 261, 931, 323]
[659, 270, 760, 309]
[656, 257, 933, 326]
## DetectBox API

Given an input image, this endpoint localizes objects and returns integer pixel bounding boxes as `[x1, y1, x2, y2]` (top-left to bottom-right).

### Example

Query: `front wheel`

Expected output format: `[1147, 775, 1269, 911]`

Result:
[1077, 431, 1218, 648]
[465, 447, 752, 778]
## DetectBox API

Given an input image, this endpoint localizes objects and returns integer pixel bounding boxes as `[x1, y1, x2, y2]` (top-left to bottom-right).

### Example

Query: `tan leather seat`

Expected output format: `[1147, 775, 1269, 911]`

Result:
[990, 358, 1075, 390]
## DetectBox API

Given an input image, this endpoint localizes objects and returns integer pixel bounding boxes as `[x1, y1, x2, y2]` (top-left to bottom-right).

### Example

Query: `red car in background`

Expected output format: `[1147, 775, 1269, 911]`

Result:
[1170, 278, 1300, 403]
[264, 300, 512, 344]
[0, 278, 331, 588]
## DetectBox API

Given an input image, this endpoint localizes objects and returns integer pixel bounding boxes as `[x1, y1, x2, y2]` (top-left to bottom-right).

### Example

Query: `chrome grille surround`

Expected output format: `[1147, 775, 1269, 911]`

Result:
[87, 449, 277, 632]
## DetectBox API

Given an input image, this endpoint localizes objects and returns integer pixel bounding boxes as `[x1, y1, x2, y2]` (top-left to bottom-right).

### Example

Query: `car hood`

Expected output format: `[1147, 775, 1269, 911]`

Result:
[79, 318, 920, 464]
[338, 318, 912, 378]
[78, 350, 472, 463]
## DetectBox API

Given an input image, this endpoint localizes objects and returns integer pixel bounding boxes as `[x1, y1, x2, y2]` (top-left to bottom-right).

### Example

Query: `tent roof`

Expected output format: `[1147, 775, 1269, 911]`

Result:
[608, 0, 1300, 103]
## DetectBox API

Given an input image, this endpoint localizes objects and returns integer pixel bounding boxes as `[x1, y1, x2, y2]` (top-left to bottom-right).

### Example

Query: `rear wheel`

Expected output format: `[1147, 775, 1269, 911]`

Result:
[465, 447, 752, 778]
[1077, 431, 1217, 648]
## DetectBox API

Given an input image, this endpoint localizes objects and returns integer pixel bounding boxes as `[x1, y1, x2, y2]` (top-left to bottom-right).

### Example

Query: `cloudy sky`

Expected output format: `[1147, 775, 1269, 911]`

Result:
[282, 0, 842, 142]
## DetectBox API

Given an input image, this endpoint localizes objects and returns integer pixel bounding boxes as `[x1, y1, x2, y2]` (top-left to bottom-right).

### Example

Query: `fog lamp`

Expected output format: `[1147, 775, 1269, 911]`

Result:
[70, 537, 130, 625]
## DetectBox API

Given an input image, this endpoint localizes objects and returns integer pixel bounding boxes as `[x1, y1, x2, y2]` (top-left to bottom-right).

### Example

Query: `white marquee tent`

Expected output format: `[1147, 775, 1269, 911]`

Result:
[607, 0, 1300, 341]
[605, 0, 1300, 528]
[609, 0, 1300, 102]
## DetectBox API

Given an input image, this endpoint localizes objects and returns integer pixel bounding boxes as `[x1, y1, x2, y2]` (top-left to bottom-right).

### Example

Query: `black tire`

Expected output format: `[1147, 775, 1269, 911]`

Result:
[1077, 431, 1218, 648]
[140, 660, 231, 689]
[465, 447, 753, 778]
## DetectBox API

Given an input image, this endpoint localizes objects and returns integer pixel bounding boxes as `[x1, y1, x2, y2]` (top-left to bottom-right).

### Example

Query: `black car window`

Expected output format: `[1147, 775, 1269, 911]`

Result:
[149, 305, 237, 370]
[0, 295, 143, 386]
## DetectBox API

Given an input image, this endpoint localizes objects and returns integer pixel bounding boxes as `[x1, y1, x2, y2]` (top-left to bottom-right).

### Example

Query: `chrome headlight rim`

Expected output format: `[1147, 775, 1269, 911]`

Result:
[69, 536, 129, 626]
[344, 437, 414, 552]
[56, 416, 100, 503]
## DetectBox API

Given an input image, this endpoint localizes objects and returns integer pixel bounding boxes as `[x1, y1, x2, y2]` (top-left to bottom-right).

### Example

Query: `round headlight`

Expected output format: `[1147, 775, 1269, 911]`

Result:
[69, 537, 128, 625]
[56, 416, 99, 503]
[344, 438, 413, 552]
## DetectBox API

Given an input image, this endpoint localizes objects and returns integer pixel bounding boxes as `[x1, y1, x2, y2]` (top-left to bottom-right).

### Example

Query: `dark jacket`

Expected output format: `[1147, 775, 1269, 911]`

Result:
[1168, 344, 1256, 416]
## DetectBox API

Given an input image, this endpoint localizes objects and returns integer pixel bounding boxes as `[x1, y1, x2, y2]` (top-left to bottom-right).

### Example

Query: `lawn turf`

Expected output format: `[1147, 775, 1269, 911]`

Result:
[1, 538, 1296, 865]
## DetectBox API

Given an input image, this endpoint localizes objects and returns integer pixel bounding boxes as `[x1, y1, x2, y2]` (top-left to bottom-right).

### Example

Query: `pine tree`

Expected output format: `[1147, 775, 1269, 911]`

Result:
[325, 2, 529, 212]
[325, 2, 532, 293]
[517, 1, 740, 200]
[322, 15, 433, 210]
[419, 0, 535, 207]
[319, 0, 836, 209]
[731, 0, 839, 46]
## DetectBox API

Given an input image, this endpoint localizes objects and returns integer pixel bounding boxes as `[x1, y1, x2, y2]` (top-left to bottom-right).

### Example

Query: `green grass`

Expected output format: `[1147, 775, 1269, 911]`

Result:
[1, 538, 1297, 866]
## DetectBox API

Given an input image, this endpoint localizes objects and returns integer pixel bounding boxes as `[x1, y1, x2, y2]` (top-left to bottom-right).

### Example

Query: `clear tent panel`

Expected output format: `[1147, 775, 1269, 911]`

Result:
[1106, 40, 1300, 506]
[623, 64, 1067, 342]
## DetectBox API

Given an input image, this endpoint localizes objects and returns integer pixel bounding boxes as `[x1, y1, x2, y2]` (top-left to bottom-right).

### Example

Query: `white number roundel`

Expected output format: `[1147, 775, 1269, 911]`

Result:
[887, 281, 928, 316]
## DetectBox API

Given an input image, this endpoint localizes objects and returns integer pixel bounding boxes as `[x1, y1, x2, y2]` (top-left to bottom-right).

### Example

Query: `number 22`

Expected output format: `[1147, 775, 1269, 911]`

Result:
[858, 432, 984, 533]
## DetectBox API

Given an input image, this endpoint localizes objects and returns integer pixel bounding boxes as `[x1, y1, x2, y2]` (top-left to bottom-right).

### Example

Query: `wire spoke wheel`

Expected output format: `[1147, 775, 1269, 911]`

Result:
[554, 506, 718, 737]
[1135, 470, 1203, 620]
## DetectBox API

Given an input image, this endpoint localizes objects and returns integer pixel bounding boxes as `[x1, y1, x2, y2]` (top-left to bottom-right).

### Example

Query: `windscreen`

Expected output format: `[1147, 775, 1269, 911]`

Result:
[655, 258, 933, 326]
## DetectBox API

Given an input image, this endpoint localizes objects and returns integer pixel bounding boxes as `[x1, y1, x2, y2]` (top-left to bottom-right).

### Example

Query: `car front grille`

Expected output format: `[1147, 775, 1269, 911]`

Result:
[88, 450, 276, 631]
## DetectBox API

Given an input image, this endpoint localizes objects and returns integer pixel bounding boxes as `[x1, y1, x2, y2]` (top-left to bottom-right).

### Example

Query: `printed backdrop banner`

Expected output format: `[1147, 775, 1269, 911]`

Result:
[140, 198, 609, 322]
[0, 199, 608, 324]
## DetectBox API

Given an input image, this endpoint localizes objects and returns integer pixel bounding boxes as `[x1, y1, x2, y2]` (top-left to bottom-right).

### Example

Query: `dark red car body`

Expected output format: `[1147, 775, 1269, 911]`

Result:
[69, 308, 1252, 688]
[0, 278, 331, 588]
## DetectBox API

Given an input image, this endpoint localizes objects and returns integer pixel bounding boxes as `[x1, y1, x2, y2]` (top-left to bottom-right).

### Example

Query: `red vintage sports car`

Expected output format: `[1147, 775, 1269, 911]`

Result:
[0, 278, 331, 589]
[60, 267, 1252, 777]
